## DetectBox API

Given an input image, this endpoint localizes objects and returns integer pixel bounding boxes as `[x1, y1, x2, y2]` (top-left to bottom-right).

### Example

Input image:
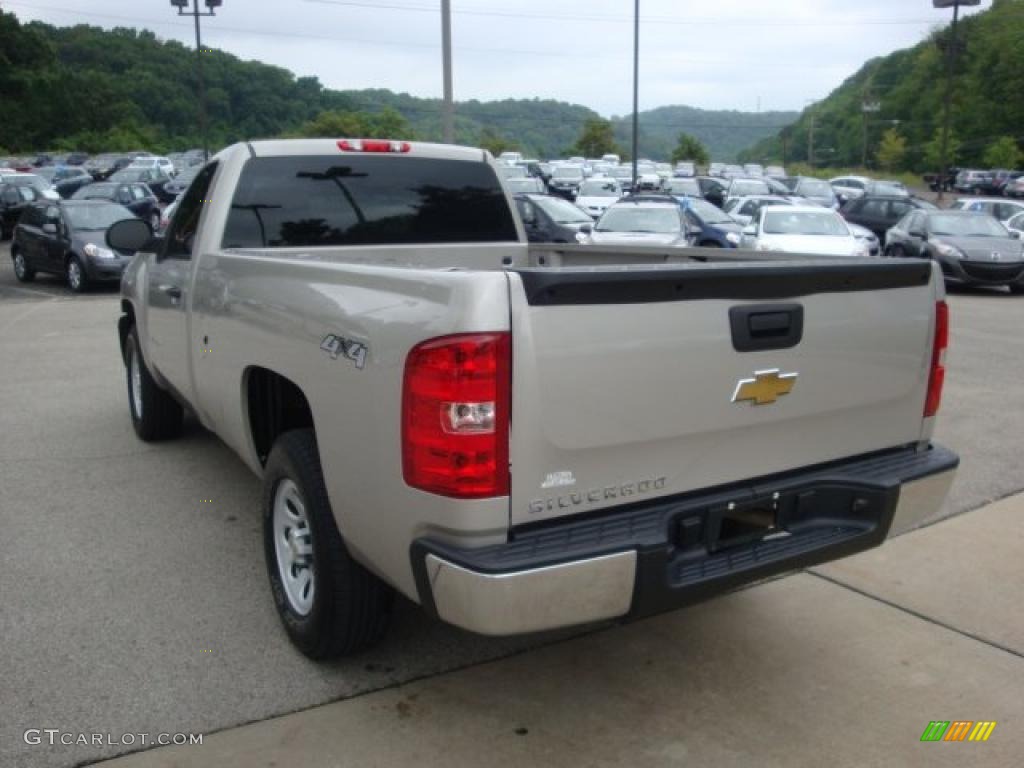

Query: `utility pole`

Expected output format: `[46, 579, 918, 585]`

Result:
[631, 0, 640, 188]
[808, 112, 816, 168]
[441, 0, 454, 144]
[933, 0, 979, 201]
[171, 0, 222, 162]
[862, 96, 880, 169]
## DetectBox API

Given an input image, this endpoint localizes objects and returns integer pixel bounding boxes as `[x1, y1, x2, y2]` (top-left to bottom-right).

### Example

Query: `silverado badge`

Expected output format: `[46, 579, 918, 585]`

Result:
[732, 369, 798, 406]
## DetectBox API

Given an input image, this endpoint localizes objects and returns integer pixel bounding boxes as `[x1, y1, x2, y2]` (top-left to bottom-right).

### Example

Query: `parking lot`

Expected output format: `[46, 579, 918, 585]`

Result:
[2, 239, 1023, 767]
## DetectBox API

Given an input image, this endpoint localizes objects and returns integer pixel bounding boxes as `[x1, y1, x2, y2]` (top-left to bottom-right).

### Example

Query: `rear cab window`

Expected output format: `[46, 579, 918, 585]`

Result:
[222, 155, 518, 248]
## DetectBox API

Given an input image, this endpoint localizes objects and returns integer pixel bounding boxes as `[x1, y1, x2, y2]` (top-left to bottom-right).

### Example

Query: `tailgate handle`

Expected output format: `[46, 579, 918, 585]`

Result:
[730, 303, 803, 352]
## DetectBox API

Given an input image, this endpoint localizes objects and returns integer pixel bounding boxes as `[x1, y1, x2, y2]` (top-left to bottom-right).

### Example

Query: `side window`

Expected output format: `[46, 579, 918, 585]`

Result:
[117, 186, 132, 205]
[1, 186, 18, 205]
[850, 179, 865, 190]
[517, 200, 536, 225]
[163, 162, 218, 259]
[860, 200, 887, 218]
[131, 186, 146, 201]
[740, 201, 757, 216]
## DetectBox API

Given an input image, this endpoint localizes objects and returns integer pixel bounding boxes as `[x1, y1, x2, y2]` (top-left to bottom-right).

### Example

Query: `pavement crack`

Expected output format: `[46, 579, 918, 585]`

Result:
[807, 569, 1024, 661]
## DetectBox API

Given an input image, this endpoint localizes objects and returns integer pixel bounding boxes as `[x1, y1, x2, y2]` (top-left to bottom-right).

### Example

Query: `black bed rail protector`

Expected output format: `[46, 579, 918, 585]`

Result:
[512, 259, 932, 305]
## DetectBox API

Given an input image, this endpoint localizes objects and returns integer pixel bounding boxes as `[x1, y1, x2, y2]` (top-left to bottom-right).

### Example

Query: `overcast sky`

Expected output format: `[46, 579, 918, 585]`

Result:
[7, 0, 989, 115]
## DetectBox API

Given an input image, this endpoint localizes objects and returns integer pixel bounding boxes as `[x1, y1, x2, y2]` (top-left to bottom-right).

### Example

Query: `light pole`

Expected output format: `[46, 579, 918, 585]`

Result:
[933, 0, 980, 201]
[862, 99, 880, 168]
[441, 0, 454, 144]
[631, 0, 639, 188]
[171, 0, 222, 162]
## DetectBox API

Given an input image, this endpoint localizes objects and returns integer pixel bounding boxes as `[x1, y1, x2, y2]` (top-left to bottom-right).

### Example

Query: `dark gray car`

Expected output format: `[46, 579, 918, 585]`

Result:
[885, 209, 1024, 293]
[11, 200, 137, 292]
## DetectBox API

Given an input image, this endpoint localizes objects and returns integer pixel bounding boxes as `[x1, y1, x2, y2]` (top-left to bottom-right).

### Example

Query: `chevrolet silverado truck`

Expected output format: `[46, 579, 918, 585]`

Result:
[108, 139, 959, 659]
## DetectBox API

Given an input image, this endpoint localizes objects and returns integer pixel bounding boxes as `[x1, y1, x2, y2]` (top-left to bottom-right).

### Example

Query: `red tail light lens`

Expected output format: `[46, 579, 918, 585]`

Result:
[337, 139, 411, 153]
[924, 300, 948, 418]
[402, 333, 511, 498]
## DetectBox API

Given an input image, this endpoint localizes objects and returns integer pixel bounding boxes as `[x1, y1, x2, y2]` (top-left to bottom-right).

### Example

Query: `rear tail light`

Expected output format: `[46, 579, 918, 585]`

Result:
[337, 139, 411, 153]
[924, 300, 948, 418]
[402, 333, 511, 498]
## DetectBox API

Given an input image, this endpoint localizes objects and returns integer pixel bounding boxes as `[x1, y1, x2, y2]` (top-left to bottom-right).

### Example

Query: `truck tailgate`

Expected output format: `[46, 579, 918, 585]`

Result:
[507, 260, 938, 527]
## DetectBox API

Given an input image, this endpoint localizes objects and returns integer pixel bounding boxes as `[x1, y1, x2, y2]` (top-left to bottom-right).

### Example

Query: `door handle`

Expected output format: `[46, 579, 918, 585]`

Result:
[160, 285, 182, 300]
[730, 303, 804, 352]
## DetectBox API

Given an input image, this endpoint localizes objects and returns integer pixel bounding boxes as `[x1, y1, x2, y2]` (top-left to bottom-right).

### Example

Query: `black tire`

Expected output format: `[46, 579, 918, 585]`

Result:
[263, 429, 393, 659]
[66, 255, 89, 293]
[12, 247, 36, 282]
[700, 240, 722, 248]
[124, 326, 183, 441]
[889, 244, 906, 259]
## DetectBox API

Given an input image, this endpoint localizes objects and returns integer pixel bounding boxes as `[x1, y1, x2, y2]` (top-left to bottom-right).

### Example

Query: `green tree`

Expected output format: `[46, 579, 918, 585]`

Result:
[478, 127, 519, 157]
[670, 133, 710, 166]
[923, 128, 962, 171]
[571, 118, 620, 158]
[983, 136, 1022, 168]
[876, 128, 907, 171]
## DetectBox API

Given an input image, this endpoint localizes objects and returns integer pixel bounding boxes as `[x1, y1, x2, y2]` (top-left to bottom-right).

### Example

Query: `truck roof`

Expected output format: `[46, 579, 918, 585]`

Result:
[246, 139, 487, 163]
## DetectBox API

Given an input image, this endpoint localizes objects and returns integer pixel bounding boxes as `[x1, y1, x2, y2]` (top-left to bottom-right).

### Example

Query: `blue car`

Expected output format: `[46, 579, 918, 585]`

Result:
[676, 196, 744, 248]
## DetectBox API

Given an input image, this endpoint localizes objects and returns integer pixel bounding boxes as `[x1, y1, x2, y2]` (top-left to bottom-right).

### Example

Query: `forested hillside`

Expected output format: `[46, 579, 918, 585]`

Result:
[0, 10, 790, 160]
[740, 0, 1024, 170]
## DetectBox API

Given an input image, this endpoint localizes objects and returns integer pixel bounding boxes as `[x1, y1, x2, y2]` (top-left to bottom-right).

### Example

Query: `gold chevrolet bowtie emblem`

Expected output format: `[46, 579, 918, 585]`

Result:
[732, 369, 798, 406]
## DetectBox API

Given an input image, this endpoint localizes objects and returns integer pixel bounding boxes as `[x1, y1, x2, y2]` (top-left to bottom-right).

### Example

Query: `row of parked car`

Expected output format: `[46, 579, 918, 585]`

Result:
[928, 168, 1024, 198]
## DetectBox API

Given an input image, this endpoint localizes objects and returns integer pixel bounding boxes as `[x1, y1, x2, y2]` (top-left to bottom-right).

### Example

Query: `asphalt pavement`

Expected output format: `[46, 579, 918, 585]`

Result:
[1, 240, 1022, 767]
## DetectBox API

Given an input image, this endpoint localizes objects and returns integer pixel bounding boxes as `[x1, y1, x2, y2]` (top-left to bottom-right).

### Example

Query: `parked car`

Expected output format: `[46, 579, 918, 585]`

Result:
[514, 193, 593, 242]
[848, 223, 881, 257]
[742, 164, 764, 177]
[840, 194, 936, 241]
[884, 210, 1023, 293]
[975, 170, 1020, 196]
[674, 161, 696, 177]
[634, 172, 663, 192]
[1004, 176, 1024, 199]
[764, 165, 786, 179]
[0, 171, 60, 201]
[724, 195, 794, 226]
[108, 167, 174, 203]
[35, 166, 94, 199]
[863, 180, 909, 198]
[707, 162, 725, 177]
[662, 177, 701, 200]
[675, 196, 743, 248]
[85, 153, 132, 181]
[72, 182, 161, 231]
[740, 206, 867, 257]
[948, 197, 1024, 224]
[721, 164, 745, 179]
[547, 164, 585, 200]
[10, 200, 136, 291]
[0, 182, 41, 239]
[128, 156, 176, 177]
[162, 165, 203, 198]
[953, 169, 990, 194]
[695, 176, 728, 207]
[830, 175, 871, 203]
[497, 164, 528, 180]
[781, 177, 838, 209]
[574, 178, 623, 219]
[584, 197, 698, 248]
[504, 177, 545, 195]
[724, 177, 773, 207]
[608, 165, 635, 193]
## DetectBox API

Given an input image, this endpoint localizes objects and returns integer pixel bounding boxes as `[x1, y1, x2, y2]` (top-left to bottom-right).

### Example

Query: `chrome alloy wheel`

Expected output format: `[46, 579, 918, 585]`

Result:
[273, 479, 315, 615]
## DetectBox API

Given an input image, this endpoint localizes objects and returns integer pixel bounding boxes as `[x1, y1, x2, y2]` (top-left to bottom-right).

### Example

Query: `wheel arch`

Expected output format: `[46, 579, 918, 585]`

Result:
[244, 366, 315, 467]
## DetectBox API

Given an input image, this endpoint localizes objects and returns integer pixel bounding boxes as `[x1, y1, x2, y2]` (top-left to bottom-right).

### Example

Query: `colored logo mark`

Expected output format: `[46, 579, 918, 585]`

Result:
[920, 721, 996, 742]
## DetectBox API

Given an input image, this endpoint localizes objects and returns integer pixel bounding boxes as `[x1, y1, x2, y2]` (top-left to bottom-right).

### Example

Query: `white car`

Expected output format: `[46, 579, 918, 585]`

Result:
[0, 171, 60, 201]
[574, 178, 623, 218]
[741, 205, 868, 257]
[724, 195, 793, 226]
[830, 175, 872, 202]
[1007, 211, 1024, 238]
[586, 198, 697, 248]
[949, 197, 1024, 224]
[847, 222, 881, 257]
[129, 156, 176, 177]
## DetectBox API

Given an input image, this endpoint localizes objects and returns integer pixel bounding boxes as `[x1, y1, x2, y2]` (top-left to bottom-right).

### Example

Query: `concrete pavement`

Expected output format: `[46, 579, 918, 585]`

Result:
[100, 494, 1024, 768]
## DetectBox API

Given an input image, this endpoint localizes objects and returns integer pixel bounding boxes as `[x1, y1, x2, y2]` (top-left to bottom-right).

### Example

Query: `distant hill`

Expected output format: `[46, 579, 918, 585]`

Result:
[0, 10, 790, 160]
[739, 0, 1024, 169]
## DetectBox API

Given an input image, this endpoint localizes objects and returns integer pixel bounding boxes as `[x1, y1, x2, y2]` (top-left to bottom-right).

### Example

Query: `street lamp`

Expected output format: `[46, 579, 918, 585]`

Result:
[171, 0, 223, 162]
[631, 0, 640, 189]
[932, 0, 980, 201]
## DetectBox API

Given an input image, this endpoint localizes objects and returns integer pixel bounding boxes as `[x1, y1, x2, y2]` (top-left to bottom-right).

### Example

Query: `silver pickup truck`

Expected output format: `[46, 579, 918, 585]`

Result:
[108, 139, 958, 659]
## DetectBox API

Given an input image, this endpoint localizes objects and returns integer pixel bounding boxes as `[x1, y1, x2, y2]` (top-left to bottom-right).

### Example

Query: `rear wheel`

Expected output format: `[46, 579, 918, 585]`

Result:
[263, 429, 393, 659]
[124, 326, 183, 441]
[888, 244, 906, 259]
[66, 256, 88, 293]
[12, 248, 35, 282]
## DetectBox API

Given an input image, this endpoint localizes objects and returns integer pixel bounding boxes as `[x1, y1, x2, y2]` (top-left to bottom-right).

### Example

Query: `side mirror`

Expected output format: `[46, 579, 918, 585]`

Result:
[42, 222, 58, 235]
[578, 223, 593, 235]
[106, 217, 154, 254]
[743, 224, 757, 236]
